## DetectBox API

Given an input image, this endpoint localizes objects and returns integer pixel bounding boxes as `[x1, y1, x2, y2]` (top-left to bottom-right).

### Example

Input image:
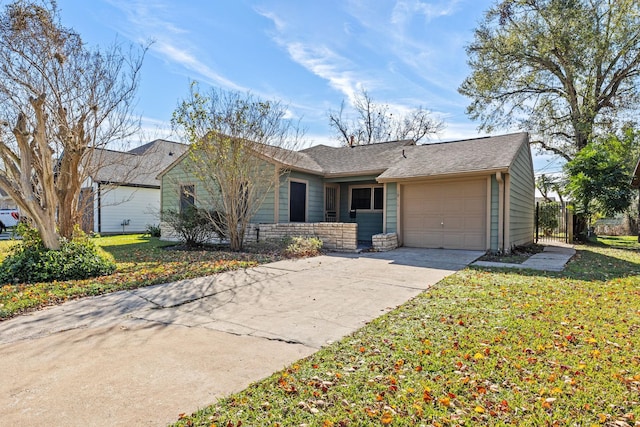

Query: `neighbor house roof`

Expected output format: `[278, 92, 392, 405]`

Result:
[89, 139, 188, 187]
[376, 132, 529, 182]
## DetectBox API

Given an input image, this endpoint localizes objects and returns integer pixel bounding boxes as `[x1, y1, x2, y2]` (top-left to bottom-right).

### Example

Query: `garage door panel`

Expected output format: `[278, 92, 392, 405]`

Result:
[402, 179, 487, 250]
[464, 197, 485, 211]
[465, 216, 485, 229]
[464, 234, 485, 250]
[404, 232, 442, 248]
[443, 233, 464, 248]
[444, 198, 465, 213]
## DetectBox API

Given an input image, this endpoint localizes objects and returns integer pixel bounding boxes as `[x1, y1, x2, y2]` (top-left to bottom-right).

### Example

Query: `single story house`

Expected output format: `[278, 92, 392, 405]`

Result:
[159, 132, 534, 252]
[81, 139, 188, 234]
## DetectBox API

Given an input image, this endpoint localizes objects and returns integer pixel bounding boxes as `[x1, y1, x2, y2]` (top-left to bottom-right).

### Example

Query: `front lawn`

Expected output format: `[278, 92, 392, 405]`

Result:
[173, 241, 640, 426]
[594, 235, 640, 250]
[0, 234, 280, 320]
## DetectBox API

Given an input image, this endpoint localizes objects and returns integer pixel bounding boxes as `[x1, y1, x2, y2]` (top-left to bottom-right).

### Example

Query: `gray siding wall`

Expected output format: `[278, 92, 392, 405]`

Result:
[161, 157, 215, 212]
[385, 182, 397, 233]
[278, 170, 324, 223]
[339, 180, 383, 242]
[490, 175, 499, 251]
[357, 212, 384, 241]
[509, 144, 535, 247]
[161, 155, 276, 224]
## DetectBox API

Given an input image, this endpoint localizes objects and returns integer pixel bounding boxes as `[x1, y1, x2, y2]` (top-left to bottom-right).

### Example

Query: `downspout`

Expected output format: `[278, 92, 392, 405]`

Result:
[486, 177, 491, 251]
[274, 165, 280, 223]
[504, 173, 511, 253]
[496, 172, 504, 252]
[97, 182, 102, 234]
[382, 183, 387, 233]
[397, 184, 403, 246]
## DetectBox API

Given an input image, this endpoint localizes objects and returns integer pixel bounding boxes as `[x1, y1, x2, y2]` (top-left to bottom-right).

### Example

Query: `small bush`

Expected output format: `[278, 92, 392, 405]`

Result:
[283, 236, 323, 258]
[145, 223, 162, 237]
[0, 225, 116, 284]
[162, 207, 219, 247]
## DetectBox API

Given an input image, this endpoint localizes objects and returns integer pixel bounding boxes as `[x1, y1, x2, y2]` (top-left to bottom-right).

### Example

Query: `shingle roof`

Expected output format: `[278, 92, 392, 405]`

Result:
[260, 144, 324, 174]
[376, 133, 529, 181]
[300, 139, 416, 176]
[90, 139, 188, 187]
[158, 133, 529, 182]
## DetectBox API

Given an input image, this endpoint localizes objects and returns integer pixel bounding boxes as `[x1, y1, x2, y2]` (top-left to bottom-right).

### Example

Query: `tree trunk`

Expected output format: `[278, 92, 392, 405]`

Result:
[37, 216, 61, 250]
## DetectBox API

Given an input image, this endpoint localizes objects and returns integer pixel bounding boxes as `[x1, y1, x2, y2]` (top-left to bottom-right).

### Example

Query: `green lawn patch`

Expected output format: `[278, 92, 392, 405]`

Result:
[0, 234, 280, 320]
[173, 243, 640, 426]
[594, 235, 640, 250]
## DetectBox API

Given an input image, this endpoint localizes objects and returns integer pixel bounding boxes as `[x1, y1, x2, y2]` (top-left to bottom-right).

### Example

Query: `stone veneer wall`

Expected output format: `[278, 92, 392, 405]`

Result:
[372, 232, 398, 251]
[161, 222, 358, 252]
[246, 223, 358, 252]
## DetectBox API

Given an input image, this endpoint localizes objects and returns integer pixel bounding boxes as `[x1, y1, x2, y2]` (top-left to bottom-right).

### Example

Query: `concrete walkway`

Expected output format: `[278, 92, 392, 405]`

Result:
[472, 243, 576, 272]
[0, 248, 483, 427]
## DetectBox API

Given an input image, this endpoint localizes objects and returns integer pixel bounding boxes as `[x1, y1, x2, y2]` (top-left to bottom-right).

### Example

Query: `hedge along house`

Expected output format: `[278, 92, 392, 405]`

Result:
[159, 132, 534, 252]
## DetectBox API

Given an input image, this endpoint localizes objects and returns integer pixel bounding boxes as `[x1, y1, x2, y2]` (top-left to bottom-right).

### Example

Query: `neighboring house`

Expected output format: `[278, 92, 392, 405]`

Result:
[0, 188, 17, 210]
[82, 139, 188, 234]
[159, 132, 534, 252]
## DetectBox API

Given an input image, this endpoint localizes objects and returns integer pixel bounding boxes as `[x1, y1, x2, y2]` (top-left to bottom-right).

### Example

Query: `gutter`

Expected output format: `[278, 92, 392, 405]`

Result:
[376, 168, 509, 183]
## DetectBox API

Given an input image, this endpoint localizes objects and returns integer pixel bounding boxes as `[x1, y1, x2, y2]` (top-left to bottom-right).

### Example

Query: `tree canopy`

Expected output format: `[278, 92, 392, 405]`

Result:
[328, 88, 443, 146]
[565, 128, 640, 216]
[171, 84, 304, 251]
[0, 0, 144, 249]
[459, 0, 640, 161]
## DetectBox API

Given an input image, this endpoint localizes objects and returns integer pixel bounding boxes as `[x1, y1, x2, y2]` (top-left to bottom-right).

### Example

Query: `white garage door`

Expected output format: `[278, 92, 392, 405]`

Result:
[402, 179, 487, 250]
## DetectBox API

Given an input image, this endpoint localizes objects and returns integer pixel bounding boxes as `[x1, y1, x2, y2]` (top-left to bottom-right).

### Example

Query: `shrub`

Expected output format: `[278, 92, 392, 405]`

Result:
[145, 223, 162, 237]
[161, 207, 222, 247]
[0, 225, 116, 284]
[282, 236, 323, 258]
[538, 202, 560, 236]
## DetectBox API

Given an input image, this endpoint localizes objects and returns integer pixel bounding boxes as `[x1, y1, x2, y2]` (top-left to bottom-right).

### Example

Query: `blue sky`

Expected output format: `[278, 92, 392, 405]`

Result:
[55, 0, 562, 174]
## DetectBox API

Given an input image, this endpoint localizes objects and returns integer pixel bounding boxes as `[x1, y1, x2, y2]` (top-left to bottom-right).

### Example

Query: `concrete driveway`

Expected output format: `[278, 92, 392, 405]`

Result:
[0, 248, 482, 426]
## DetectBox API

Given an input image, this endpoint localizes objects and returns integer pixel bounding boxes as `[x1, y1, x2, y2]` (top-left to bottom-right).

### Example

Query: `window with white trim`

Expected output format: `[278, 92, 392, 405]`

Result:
[349, 185, 383, 211]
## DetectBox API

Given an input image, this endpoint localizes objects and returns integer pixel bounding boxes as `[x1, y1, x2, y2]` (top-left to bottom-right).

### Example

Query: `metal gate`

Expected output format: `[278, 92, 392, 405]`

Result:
[535, 201, 569, 243]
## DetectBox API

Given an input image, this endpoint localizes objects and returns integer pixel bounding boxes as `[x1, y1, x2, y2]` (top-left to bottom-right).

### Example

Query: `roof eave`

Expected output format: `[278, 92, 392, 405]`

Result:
[323, 169, 387, 179]
[376, 167, 509, 183]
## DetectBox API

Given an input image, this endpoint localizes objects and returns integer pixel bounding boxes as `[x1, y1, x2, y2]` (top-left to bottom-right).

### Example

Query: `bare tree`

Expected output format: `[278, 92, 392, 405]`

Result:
[328, 88, 443, 146]
[171, 83, 304, 251]
[0, 0, 144, 249]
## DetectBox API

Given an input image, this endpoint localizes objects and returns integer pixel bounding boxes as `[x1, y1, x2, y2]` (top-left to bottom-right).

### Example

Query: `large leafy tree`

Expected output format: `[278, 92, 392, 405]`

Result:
[459, 0, 640, 161]
[565, 128, 640, 216]
[171, 84, 304, 251]
[328, 88, 443, 146]
[0, 0, 143, 249]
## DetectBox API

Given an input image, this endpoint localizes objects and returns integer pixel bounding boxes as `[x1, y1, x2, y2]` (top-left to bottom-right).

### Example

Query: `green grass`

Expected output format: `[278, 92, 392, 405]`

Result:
[0, 234, 279, 320]
[594, 235, 640, 250]
[172, 241, 640, 426]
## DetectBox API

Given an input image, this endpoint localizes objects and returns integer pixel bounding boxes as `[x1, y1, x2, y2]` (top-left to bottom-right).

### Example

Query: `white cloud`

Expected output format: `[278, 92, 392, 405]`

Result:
[105, 0, 246, 92]
[153, 41, 246, 91]
[391, 0, 461, 25]
[285, 42, 368, 103]
[254, 8, 287, 32]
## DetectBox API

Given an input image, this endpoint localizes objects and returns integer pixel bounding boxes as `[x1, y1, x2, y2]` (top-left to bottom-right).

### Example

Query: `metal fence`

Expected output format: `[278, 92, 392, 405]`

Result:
[535, 201, 570, 244]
